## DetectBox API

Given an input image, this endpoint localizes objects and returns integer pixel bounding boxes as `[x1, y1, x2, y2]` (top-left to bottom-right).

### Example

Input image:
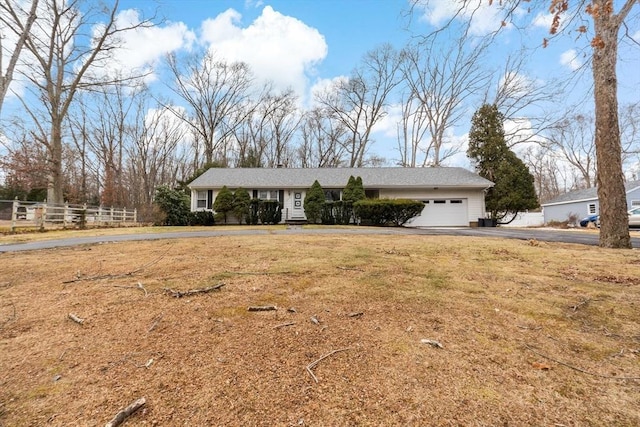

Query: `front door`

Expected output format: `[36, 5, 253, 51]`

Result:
[292, 191, 305, 218]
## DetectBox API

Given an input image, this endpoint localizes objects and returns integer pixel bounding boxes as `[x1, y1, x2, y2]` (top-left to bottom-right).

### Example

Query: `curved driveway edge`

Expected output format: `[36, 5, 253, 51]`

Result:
[0, 227, 638, 253]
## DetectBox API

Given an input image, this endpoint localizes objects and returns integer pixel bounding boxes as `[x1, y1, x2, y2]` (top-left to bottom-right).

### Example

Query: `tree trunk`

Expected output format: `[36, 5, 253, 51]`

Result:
[592, 14, 631, 249]
[47, 121, 65, 205]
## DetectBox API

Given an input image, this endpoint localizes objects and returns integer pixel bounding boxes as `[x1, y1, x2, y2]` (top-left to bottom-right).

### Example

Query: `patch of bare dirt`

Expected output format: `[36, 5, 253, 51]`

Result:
[1, 233, 640, 426]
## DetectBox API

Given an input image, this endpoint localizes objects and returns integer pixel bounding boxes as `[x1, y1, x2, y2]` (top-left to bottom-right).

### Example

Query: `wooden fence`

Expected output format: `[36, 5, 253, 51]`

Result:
[4, 200, 137, 232]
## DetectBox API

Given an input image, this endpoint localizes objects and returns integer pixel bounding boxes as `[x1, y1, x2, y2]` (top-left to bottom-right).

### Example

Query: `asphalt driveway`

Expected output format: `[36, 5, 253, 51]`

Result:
[1, 227, 639, 253]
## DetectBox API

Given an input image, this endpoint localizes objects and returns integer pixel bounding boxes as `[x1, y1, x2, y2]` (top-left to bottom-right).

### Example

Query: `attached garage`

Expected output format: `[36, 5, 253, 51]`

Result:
[407, 199, 469, 227]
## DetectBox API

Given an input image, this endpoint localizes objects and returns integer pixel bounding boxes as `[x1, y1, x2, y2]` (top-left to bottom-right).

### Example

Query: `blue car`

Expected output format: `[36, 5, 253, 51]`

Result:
[579, 214, 599, 227]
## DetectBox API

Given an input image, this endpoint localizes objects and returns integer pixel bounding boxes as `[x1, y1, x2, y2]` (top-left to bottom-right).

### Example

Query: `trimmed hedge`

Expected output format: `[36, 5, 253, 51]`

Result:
[248, 199, 282, 225]
[189, 210, 215, 226]
[321, 200, 353, 225]
[353, 199, 424, 226]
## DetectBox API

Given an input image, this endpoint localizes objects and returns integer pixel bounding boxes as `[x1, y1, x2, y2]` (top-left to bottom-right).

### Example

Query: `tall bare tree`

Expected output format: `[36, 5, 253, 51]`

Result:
[489, 51, 564, 148]
[521, 144, 572, 204]
[316, 44, 401, 167]
[399, 31, 490, 166]
[409, 0, 638, 247]
[296, 107, 347, 168]
[165, 50, 254, 166]
[546, 113, 598, 188]
[126, 97, 187, 210]
[263, 88, 300, 168]
[0, 0, 38, 117]
[8, 0, 152, 204]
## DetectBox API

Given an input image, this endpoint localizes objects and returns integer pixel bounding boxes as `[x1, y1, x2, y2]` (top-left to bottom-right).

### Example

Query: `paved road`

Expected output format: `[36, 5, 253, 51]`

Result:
[1, 227, 639, 253]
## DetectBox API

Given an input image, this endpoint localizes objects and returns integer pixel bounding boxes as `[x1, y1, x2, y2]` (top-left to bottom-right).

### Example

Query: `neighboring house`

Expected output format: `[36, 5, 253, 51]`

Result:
[541, 180, 640, 224]
[188, 167, 493, 227]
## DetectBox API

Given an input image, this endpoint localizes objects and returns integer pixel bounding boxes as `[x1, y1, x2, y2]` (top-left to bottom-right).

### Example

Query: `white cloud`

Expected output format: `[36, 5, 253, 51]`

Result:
[560, 49, 582, 71]
[532, 12, 554, 29]
[200, 6, 328, 100]
[415, 0, 513, 36]
[91, 9, 196, 84]
[309, 76, 347, 102]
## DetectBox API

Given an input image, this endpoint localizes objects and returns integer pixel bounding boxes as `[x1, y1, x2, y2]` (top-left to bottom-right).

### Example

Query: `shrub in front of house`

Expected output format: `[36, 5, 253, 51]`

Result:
[321, 202, 336, 225]
[213, 186, 234, 224]
[304, 180, 325, 223]
[189, 210, 215, 226]
[248, 199, 260, 225]
[259, 200, 282, 224]
[153, 186, 190, 226]
[246, 199, 282, 225]
[321, 200, 352, 225]
[354, 199, 424, 226]
[233, 188, 251, 224]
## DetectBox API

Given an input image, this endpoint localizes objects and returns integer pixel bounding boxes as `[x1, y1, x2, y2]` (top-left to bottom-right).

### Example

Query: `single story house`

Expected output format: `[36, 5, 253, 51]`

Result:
[541, 180, 640, 224]
[188, 167, 493, 227]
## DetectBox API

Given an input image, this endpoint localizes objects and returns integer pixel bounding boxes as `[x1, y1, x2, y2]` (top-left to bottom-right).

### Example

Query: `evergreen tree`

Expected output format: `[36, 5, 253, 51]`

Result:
[343, 175, 366, 203]
[468, 104, 538, 223]
[213, 185, 234, 224]
[342, 176, 357, 203]
[153, 186, 190, 226]
[353, 176, 366, 201]
[304, 180, 325, 223]
[232, 188, 251, 224]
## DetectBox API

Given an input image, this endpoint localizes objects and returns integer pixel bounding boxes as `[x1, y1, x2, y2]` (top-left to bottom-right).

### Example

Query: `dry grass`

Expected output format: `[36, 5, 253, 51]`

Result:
[1, 232, 640, 426]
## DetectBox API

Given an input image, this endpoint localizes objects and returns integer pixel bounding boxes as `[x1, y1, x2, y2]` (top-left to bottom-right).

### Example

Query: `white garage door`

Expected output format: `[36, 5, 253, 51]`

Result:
[407, 199, 468, 227]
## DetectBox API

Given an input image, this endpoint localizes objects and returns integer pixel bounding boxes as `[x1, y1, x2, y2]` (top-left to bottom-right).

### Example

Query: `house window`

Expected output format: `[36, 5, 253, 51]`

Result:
[434, 200, 446, 204]
[588, 203, 597, 214]
[258, 190, 279, 201]
[324, 189, 341, 201]
[450, 200, 463, 204]
[196, 191, 207, 209]
[631, 200, 640, 207]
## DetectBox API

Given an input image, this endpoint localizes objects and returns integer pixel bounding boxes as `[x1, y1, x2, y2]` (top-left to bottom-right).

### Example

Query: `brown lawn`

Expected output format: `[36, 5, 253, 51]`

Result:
[1, 231, 639, 426]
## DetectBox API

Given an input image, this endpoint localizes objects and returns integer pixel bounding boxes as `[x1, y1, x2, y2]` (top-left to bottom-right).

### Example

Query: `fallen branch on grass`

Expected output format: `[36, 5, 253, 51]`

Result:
[571, 298, 590, 312]
[104, 397, 146, 427]
[248, 305, 277, 312]
[164, 283, 225, 298]
[110, 282, 148, 297]
[524, 344, 640, 380]
[306, 347, 350, 383]
[273, 321, 296, 329]
[227, 271, 293, 276]
[146, 314, 163, 333]
[68, 313, 84, 325]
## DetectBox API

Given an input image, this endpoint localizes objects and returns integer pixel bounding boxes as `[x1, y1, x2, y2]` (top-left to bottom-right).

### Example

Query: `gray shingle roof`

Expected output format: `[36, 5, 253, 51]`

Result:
[542, 180, 640, 206]
[189, 167, 493, 189]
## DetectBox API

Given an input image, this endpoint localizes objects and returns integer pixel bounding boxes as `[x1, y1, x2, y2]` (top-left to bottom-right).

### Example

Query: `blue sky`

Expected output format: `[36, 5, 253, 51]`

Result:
[3, 0, 639, 168]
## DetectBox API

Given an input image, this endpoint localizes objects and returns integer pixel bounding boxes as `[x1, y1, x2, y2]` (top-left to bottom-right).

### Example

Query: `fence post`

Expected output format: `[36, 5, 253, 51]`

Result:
[11, 197, 18, 232]
[110, 206, 114, 224]
[39, 200, 46, 231]
[63, 203, 69, 228]
[134, 208, 137, 223]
